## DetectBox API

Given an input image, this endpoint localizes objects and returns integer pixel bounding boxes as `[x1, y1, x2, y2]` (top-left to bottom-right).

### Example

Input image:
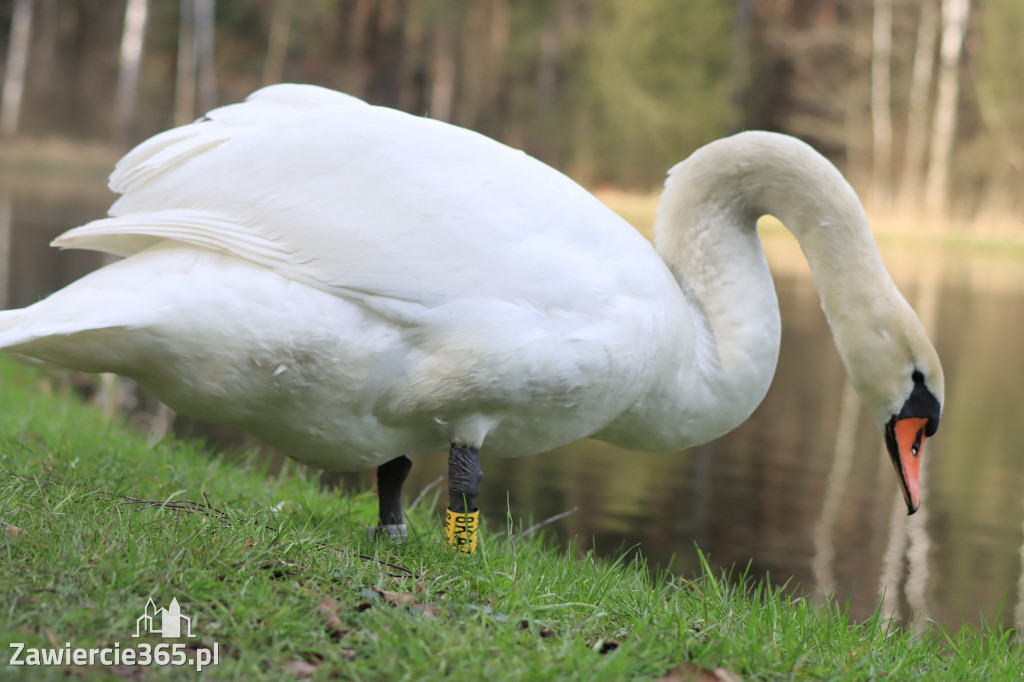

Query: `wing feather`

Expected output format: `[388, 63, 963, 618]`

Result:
[54, 210, 296, 264]
[54, 83, 661, 318]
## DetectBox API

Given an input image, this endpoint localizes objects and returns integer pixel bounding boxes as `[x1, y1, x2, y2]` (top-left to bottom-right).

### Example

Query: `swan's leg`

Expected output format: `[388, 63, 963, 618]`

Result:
[373, 454, 412, 541]
[445, 444, 483, 553]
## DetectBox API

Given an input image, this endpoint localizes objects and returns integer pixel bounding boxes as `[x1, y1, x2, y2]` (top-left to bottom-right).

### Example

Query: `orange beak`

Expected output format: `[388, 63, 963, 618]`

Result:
[885, 416, 929, 514]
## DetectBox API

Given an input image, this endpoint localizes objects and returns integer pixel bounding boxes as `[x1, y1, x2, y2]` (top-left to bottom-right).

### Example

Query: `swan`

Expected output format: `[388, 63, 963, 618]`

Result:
[0, 84, 943, 552]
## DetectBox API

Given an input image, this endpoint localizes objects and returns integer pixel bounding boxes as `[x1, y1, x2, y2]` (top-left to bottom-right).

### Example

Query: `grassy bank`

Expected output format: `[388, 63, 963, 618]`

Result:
[0, 358, 1021, 680]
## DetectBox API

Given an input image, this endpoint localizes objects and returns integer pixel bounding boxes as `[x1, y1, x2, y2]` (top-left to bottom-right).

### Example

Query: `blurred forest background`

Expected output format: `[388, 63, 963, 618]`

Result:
[0, 0, 1022, 220]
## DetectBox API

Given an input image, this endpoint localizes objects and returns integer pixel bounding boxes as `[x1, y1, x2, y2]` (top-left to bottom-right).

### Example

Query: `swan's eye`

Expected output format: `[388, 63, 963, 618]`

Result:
[912, 369, 924, 385]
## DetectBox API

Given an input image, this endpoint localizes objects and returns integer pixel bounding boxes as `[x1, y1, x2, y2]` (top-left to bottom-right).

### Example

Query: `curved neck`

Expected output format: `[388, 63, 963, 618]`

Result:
[649, 132, 901, 443]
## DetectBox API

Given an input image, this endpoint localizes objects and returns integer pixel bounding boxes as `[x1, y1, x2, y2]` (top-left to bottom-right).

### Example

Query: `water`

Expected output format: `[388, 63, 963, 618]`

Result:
[3, 169, 1023, 632]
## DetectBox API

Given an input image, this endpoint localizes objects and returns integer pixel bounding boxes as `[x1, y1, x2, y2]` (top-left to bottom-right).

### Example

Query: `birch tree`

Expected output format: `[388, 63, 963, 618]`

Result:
[174, 0, 196, 125]
[0, 189, 10, 309]
[1, 0, 35, 138]
[115, 0, 150, 142]
[428, 21, 457, 122]
[262, 0, 291, 85]
[195, 0, 216, 113]
[871, 0, 894, 208]
[924, 0, 971, 213]
[902, 0, 939, 205]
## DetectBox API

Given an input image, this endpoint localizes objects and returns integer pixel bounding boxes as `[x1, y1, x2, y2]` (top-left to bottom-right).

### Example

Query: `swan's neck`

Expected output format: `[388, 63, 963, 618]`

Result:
[626, 132, 900, 449]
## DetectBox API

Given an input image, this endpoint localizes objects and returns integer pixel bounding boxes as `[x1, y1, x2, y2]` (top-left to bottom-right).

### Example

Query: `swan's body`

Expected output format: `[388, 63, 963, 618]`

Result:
[0, 84, 943, 534]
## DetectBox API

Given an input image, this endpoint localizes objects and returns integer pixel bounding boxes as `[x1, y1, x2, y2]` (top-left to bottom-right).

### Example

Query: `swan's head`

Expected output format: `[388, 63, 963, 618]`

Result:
[837, 297, 943, 515]
[882, 365, 942, 515]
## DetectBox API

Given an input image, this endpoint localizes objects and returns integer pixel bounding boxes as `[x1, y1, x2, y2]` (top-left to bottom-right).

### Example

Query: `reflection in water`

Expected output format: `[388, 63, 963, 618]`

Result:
[879, 484, 910, 621]
[810, 379, 860, 603]
[903, 263, 942, 629]
[3, 171, 1024, 632]
[1019, 510, 1024, 637]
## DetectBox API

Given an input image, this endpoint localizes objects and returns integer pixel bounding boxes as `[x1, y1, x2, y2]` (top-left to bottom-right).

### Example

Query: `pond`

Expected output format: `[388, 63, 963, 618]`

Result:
[2, 168, 1022, 633]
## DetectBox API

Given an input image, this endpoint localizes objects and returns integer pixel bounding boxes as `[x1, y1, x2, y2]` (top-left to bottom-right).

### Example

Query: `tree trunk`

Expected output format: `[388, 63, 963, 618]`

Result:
[924, 0, 971, 213]
[262, 0, 291, 85]
[532, 0, 566, 159]
[116, 0, 149, 142]
[32, 0, 56, 102]
[175, 0, 196, 125]
[536, 5, 560, 122]
[456, 0, 508, 128]
[361, 0, 406, 108]
[1, 0, 35, 138]
[0, 189, 10, 309]
[195, 0, 216, 112]
[728, 0, 753, 133]
[901, 0, 939, 206]
[429, 22, 457, 122]
[341, 0, 375, 97]
[871, 0, 893, 209]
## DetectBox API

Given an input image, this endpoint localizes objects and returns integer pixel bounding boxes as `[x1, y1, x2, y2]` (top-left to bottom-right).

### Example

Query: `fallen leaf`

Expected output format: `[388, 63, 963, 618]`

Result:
[658, 661, 743, 682]
[282, 659, 319, 678]
[375, 588, 416, 607]
[259, 561, 303, 580]
[317, 597, 350, 639]
[44, 627, 60, 647]
[410, 602, 441, 617]
[107, 664, 143, 679]
[3, 522, 24, 537]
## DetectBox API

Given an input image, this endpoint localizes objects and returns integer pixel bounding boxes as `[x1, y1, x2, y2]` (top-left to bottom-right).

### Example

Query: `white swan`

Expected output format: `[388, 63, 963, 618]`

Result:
[0, 84, 943, 551]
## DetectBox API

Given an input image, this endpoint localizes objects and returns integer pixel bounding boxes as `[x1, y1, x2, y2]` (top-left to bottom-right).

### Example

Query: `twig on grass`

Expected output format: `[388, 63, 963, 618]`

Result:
[5, 466, 423, 578]
[409, 475, 444, 511]
[356, 554, 419, 579]
[111, 494, 232, 522]
[513, 507, 578, 545]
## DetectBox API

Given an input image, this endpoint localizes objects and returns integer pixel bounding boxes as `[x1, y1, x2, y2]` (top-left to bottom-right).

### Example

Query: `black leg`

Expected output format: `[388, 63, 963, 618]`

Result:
[374, 455, 412, 541]
[446, 444, 483, 553]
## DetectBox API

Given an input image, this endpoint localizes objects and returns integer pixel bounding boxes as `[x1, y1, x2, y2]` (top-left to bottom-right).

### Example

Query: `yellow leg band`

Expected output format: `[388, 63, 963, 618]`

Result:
[445, 508, 480, 554]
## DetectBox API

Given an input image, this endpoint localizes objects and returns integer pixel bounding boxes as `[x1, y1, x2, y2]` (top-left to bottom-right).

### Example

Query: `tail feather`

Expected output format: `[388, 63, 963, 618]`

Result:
[0, 256, 159, 370]
[0, 307, 66, 368]
[0, 308, 27, 349]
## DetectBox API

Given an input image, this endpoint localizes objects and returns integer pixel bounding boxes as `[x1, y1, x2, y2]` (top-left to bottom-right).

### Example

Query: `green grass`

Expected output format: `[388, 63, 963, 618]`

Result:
[0, 357, 1021, 680]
